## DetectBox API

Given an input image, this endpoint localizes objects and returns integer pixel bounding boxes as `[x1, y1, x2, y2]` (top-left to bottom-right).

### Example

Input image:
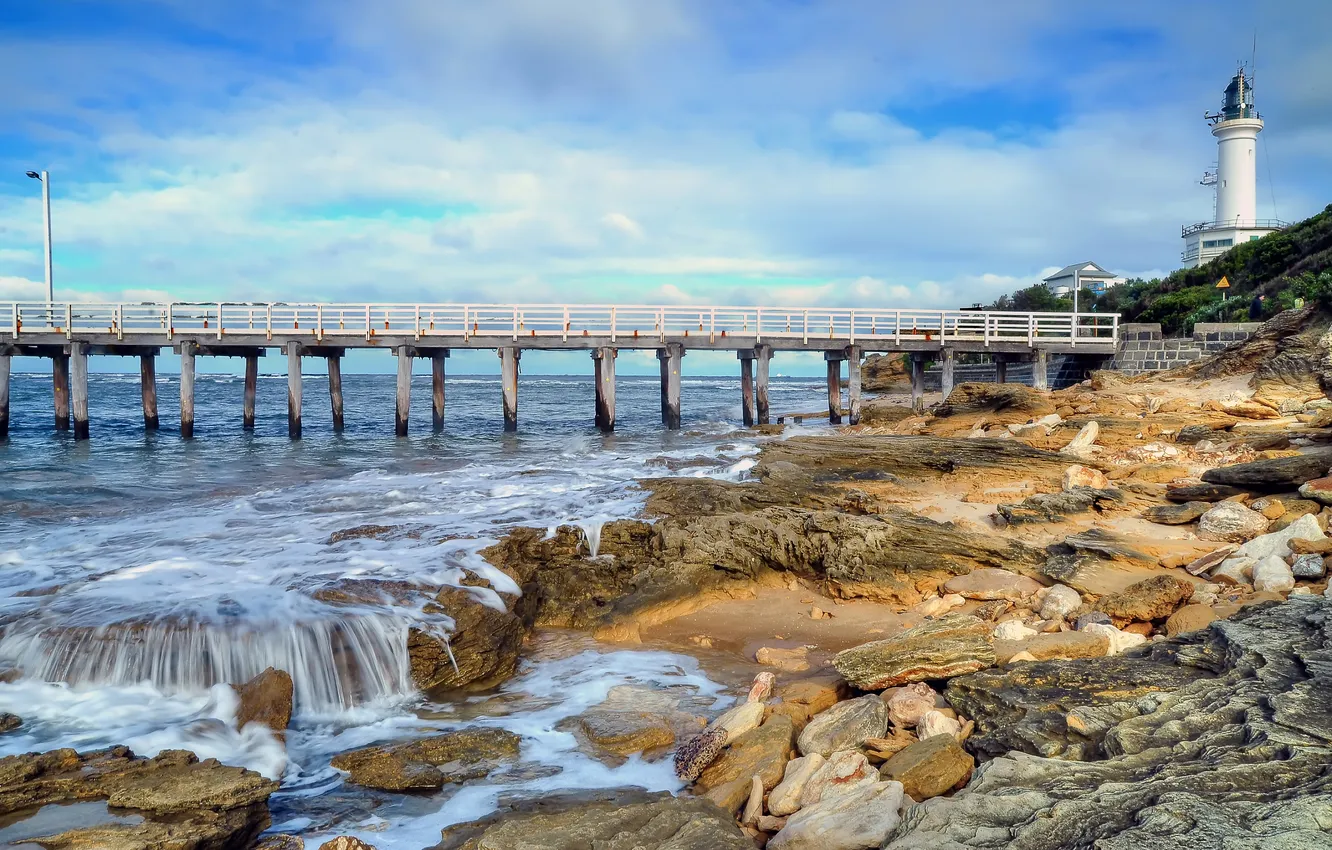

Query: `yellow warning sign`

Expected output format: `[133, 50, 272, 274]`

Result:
[1216, 276, 1231, 289]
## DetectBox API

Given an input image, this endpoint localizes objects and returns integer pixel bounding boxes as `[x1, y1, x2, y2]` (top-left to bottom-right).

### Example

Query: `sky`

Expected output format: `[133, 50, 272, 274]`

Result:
[1, 0, 1330, 375]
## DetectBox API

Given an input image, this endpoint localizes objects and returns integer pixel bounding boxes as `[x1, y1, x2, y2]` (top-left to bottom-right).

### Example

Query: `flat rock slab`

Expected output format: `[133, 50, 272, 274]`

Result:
[1095, 575, 1195, 621]
[332, 727, 521, 791]
[796, 695, 888, 758]
[578, 710, 676, 757]
[1201, 450, 1332, 492]
[1141, 501, 1210, 525]
[1165, 483, 1247, 503]
[943, 568, 1044, 601]
[833, 614, 995, 690]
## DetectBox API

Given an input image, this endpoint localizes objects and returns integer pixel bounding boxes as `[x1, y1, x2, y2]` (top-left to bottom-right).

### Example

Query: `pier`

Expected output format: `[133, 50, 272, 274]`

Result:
[0, 302, 1119, 439]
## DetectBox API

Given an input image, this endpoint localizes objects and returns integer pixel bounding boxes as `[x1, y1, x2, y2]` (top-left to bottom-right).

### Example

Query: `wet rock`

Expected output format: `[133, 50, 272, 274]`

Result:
[769, 780, 906, 850]
[255, 837, 305, 850]
[1197, 502, 1269, 543]
[0, 747, 276, 849]
[885, 684, 936, 729]
[319, 839, 377, 850]
[1252, 555, 1295, 593]
[1063, 465, 1109, 491]
[1141, 501, 1209, 525]
[798, 750, 878, 808]
[410, 586, 535, 691]
[1300, 476, 1332, 506]
[1094, 575, 1194, 621]
[757, 646, 810, 672]
[578, 709, 675, 757]
[797, 695, 888, 757]
[888, 596, 1332, 850]
[1201, 449, 1332, 492]
[0, 714, 19, 733]
[1038, 585, 1082, 621]
[674, 727, 728, 782]
[943, 568, 1043, 602]
[1165, 482, 1247, 503]
[755, 435, 1071, 484]
[331, 727, 521, 791]
[1165, 604, 1219, 637]
[432, 788, 752, 850]
[699, 716, 797, 814]
[879, 733, 974, 800]
[1292, 553, 1326, 579]
[997, 488, 1124, 524]
[833, 615, 996, 690]
[749, 672, 776, 703]
[768, 753, 826, 816]
[233, 667, 293, 737]
[708, 702, 766, 741]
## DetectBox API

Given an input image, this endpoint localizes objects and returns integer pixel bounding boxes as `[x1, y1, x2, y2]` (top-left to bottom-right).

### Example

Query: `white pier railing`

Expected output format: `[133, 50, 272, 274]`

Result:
[2, 302, 1119, 347]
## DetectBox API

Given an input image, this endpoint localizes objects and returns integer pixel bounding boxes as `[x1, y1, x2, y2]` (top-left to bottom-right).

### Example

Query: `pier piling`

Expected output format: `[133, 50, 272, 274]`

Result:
[1033, 349, 1049, 391]
[501, 347, 520, 432]
[0, 348, 10, 439]
[395, 346, 413, 437]
[738, 351, 755, 427]
[242, 354, 258, 430]
[910, 354, 924, 412]
[755, 344, 772, 425]
[52, 353, 70, 431]
[431, 351, 447, 431]
[824, 352, 842, 425]
[658, 344, 683, 430]
[140, 353, 159, 430]
[940, 348, 956, 400]
[994, 355, 1008, 384]
[328, 354, 345, 431]
[287, 341, 302, 439]
[70, 342, 89, 440]
[593, 347, 616, 432]
[846, 345, 862, 426]
[180, 342, 196, 439]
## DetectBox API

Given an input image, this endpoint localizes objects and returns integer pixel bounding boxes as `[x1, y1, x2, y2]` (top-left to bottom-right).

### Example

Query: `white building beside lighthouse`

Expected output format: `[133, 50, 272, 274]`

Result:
[1181, 66, 1287, 267]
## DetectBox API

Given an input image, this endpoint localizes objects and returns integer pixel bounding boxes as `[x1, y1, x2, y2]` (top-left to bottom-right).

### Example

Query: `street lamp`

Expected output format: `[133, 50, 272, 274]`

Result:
[26, 170, 53, 303]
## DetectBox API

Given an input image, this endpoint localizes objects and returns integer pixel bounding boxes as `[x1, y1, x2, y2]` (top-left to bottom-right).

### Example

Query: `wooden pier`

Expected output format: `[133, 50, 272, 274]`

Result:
[0, 302, 1119, 440]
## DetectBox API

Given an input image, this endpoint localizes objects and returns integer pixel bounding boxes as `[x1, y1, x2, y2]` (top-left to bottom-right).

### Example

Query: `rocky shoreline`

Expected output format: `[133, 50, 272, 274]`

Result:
[6, 309, 1332, 849]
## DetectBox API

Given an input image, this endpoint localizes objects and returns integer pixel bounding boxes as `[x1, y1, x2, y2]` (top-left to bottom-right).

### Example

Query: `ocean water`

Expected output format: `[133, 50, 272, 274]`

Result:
[0, 370, 831, 846]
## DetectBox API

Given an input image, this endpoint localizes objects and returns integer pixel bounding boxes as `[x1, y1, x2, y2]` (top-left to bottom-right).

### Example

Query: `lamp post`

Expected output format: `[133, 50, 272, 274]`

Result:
[1072, 266, 1080, 339]
[25, 170, 53, 303]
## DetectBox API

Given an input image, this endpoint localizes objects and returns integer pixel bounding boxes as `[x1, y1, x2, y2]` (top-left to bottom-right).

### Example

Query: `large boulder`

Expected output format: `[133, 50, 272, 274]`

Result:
[1094, 575, 1195, 622]
[698, 716, 797, 813]
[769, 780, 907, 850]
[833, 615, 996, 690]
[878, 734, 974, 800]
[889, 598, 1332, 849]
[935, 383, 1056, 421]
[233, 667, 293, 736]
[331, 727, 521, 791]
[1197, 502, 1270, 543]
[1200, 449, 1332, 492]
[432, 788, 752, 849]
[796, 696, 888, 758]
[942, 568, 1043, 602]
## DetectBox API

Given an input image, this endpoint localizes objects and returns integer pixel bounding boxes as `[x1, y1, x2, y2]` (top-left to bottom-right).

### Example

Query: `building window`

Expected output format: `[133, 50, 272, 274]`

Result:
[1202, 238, 1234, 249]
[1250, 235, 1261, 241]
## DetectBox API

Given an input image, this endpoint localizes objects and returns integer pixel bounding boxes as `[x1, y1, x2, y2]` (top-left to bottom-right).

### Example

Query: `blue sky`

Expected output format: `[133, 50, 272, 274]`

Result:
[2, 0, 1330, 375]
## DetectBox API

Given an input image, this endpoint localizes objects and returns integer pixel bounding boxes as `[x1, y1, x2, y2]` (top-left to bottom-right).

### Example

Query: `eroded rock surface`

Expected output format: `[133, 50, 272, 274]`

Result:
[834, 615, 995, 690]
[331, 727, 521, 791]
[889, 598, 1332, 849]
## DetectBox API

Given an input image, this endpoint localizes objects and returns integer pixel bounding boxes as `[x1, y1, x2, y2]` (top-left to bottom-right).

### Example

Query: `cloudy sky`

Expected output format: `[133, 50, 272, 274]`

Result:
[1, 0, 1329, 373]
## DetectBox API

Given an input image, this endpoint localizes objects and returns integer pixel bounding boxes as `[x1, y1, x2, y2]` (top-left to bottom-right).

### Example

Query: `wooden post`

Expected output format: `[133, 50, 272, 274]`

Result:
[70, 342, 89, 441]
[242, 354, 258, 431]
[328, 354, 344, 431]
[738, 352, 755, 427]
[825, 354, 842, 425]
[52, 353, 70, 431]
[846, 345, 862, 426]
[395, 346, 413, 437]
[1033, 349, 1049, 391]
[140, 353, 159, 430]
[910, 354, 925, 412]
[941, 348, 956, 401]
[994, 355, 1008, 384]
[287, 341, 302, 439]
[594, 347, 616, 432]
[658, 344, 683, 430]
[180, 341, 196, 439]
[501, 347, 520, 432]
[755, 344, 772, 425]
[431, 350, 447, 430]
[0, 348, 10, 440]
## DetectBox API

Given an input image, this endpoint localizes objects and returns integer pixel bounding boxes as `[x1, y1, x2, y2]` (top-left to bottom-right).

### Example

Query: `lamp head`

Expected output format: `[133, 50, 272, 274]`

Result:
[25, 171, 41, 180]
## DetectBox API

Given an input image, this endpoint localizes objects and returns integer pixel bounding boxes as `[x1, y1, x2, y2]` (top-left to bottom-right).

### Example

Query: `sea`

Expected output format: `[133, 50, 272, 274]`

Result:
[0, 370, 832, 847]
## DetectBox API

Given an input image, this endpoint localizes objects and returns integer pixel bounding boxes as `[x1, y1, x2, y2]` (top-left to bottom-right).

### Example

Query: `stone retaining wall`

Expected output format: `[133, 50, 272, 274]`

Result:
[1109, 321, 1261, 374]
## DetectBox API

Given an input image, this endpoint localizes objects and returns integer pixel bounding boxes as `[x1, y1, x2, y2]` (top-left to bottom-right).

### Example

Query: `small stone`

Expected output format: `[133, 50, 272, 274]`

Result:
[0, 713, 21, 733]
[810, 606, 832, 620]
[741, 775, 764, 825]
[912, 593, 966, 617]
[675, 727, 728, 781]
[1184, 545, 1238, 576]
[699, 717, 798, 813]
[878, 733, 974, 800]
[232, 667, 294, 737]
[917, 710, 962, 740]
[1165, 604, 1219, 636]
[1251, 555, 1295, 593]
[1094, 575, 1194, 621]
[1198, 502, 1270, 543]
[1298, 476, 1332, 506]
[749, 672, 777, 704]
[1292, 537, 1332, 555]
[756, 646, 810, 673]
[1063, 465, 1109, 491]
[1211, 557, 1255, 586]
[1141, 501, 1210, 525]
[798, 750, 877, 808]
[797, 695, 888, 757]
[318, 839, 377, 850]
[992, 620, 1038, 641]
[885, 684, 936, 729]
[998, 630, 1110, 662]
[709, 702, 766, 740]
[1292, 553, 1326, 579]
[1007, 651, 1038, 663]
[1038, 585, 1082, 620]
[1082, 623, 1149, 655]
[768, 753, 826, 816]
[757, 815, 789, 833]
[1061, 421, 1100, 456]
[942, 568, 1044, 601]
[1251, 497, 1288, 520]
[1075, 611, 1113, 630]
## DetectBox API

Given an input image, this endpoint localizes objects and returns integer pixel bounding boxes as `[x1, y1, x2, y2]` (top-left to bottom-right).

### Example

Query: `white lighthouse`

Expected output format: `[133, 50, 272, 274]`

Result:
[1181, 66, 1286, 267]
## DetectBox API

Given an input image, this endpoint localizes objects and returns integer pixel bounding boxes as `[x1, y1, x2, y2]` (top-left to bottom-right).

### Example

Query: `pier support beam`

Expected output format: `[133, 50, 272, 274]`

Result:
[242, 354, 258, 431]
[0, 348, 11, 440]
[940, 348, 956, 401]
[994, 355, 1008, 384]
[431, 350, 448, 431]
[593, 347, 616, 432]
[738, 351, 755, 427]
[1033, 349, 1049, 391]
[328, 354, 344, 431]
[658, 344, 683, 430]
[180, 341, 196, 439]
[910, 354, 925, 412]
[71, 342, 89, 441]
[287, 341, 302, 439]
[825, 352, 843, 425]
[846, 345, 862, 426]
[53, 353, 70, 431]
[395, 346, 413, 437]
[501, 347, 520, 432]
[755, 344, 772, 425]
[141, 353, 159, 430]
